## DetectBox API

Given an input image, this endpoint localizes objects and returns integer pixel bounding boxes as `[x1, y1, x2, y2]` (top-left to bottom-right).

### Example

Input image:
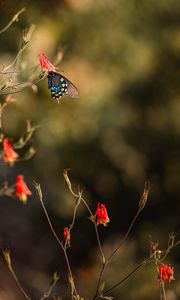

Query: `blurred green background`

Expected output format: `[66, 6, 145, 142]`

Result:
[0, 0, 180, 299]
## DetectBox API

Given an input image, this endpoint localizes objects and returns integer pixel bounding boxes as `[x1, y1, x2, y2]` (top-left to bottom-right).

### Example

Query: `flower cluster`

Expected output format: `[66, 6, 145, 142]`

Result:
[63, 227, 71, 247]
[3, 138, 19, 166]
[16, 175, 32, 204]
[96, 202, 110, 226]
[159, 263, 175, 283]
[38, 52, 56, 73]
[1, 137, 32, 203]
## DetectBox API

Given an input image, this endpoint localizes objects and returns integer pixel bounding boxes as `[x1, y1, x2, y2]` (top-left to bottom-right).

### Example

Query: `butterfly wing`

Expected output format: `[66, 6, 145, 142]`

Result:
[47, 72, 79, 101]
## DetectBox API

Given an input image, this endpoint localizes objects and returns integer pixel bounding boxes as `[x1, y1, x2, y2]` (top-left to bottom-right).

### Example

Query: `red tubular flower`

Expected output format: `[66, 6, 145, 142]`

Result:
[3, 138, 19, 166]
[38, 52, 56, 73]
[16, 175, 32, 204]
[63, 227, 71, 246]
[159, 263, 175, 283]
[96, 203, 110, 226]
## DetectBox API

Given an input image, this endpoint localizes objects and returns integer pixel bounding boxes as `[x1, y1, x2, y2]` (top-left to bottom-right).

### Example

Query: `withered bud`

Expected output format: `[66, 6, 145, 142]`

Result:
[3, 249, 12, 268]
[150, 240, 159, 255]
[139, 181, 151, 210]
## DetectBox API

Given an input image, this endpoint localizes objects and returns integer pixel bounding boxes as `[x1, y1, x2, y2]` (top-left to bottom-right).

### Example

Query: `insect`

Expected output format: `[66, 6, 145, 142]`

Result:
[47, 71, 79, 102]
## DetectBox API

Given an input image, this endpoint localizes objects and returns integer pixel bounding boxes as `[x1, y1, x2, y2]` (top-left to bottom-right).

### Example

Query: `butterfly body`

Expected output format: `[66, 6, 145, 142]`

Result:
[47, 71, 79, 102]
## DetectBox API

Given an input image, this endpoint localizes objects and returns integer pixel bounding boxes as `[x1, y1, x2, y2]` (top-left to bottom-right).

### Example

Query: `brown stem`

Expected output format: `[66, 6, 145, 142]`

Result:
[63, 170, 105, 262]
[64, 191, 82, 249]
[103, 259, 150, 295]
[39, 272, 60, 300]
[160, 281, 167, 300]
[0, 103, 7, 130]
[160, 240, 180, 261]
[34, 182, 79, 299]
[9, 266, 31, 300]
[92, 263, 106, 300]
[107, 208, 142, 263]
[3, 250, 31, 300]
[0, 8, 26, 34]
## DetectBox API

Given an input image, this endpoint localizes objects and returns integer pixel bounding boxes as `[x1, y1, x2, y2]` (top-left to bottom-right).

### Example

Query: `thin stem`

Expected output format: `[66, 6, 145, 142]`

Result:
[93, 182, 150, 298]
[107, 181, 150, 264]
[92, 263, 106, 300]
[64, 190, 82, 249]
[107, 208, 142, 263]
[0, 102, 8, 128]
[104, 259, 150, 295]
[2, 24, 35, 73]
[0, 74, 45, 96]
[94, 223, 105, 263]
[3, 250, 31, 300]
[0, 63, 39, 74]
[39, 272, 60, 300]
[63, 170, 105, 262]
[0, 8, 26, 34]
[160, 240, 180, 261]
[70, 189, 82, 229]
[34, 183, 63, 249]
[9, 267, 31, 300]
[3, 44, 29, 72]
[161, 281, 167, 300]
[34, 182, 79, 299]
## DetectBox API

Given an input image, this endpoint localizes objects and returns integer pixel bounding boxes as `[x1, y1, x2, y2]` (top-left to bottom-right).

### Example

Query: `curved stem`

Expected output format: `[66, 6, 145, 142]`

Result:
[0, 74, 45, 96]
[9, 266, 31, 300]
[63, 170, 105, 262]
[104, 259, 153, 295]
[0, 8, 26, 34]
[92, 263, 106, 300]
[107, 208, 142, 263]
[34, 182, 79, 299]
[3, 250, 31, 300]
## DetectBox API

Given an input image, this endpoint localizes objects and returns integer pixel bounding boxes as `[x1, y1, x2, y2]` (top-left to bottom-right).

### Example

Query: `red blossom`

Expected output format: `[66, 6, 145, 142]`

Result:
[96, 203, 110, 226]
[3, 138, 19, 166]
[63, 227, 71, 246]
[38, 52, 56, 73]
[159, 263, 175, 283]
[16, 175, 32, 204]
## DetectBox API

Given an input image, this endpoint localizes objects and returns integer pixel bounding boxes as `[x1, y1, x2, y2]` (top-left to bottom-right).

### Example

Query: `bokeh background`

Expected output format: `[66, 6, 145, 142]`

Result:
[0, 0, 180, 299]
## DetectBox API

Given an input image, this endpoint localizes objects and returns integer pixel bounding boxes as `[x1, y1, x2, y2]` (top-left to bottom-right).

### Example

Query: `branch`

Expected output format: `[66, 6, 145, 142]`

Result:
[39, 272, 60, 300]
[34, 182, 79, 300]
[0, 8, 26, 34]
[2, 249, 31, 300]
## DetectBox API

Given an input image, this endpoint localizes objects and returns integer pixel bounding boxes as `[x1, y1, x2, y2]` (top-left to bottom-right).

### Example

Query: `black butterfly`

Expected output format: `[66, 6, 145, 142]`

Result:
[47, 71, 79, 102]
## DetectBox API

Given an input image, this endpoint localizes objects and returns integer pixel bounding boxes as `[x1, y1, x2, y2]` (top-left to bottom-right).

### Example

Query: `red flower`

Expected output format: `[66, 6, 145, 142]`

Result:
[159, 263, 175, 283]
[63, 227, 71, 246]
[16, 175, 32, 204]
[38, 52, 56, 73]
[96, 203, 110, 226]
[3, 138, 19, 166]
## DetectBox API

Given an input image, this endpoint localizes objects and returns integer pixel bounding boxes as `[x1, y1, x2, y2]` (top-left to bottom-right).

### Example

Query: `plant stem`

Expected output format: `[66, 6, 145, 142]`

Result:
[63, 170, 105, 262]
[34, 182, 79, 299]
[107, 208, 142, 263]
[0, 8, 26, 34]
[9, 266, 31, 300]
[3, 250, 31, 300]
[104, 259, 150, 295]
[92, 262, 106, 300]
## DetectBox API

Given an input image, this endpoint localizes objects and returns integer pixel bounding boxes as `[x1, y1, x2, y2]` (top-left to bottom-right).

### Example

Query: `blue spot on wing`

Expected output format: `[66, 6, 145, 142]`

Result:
[47, 71, 79, 101]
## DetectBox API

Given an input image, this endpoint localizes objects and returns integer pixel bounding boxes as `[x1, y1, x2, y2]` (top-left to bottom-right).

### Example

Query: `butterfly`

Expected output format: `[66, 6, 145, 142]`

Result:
[47, 71, 79, 102]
